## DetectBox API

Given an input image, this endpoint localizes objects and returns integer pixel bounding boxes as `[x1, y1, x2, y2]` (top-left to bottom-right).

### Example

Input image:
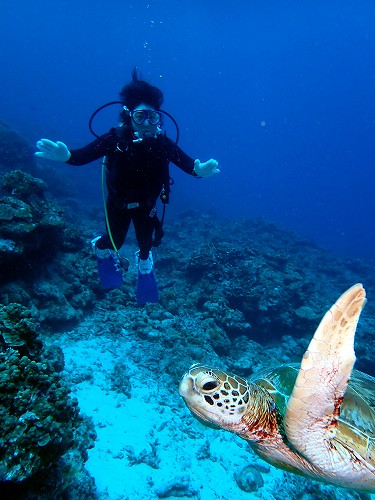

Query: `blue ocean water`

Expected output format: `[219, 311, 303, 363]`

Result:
[1, 0, 375, 261]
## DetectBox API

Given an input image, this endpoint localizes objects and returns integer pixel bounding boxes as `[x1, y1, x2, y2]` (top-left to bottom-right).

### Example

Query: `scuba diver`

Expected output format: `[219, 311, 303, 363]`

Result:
[35, 69, 220, 305]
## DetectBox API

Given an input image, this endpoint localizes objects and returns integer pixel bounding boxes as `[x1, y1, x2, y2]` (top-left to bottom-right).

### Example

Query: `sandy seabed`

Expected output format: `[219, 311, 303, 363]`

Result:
[62, 333, 285, 500]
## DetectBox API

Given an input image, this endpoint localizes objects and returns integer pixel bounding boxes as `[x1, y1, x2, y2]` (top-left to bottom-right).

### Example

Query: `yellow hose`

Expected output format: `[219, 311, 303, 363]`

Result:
[102, 157, 119, 253]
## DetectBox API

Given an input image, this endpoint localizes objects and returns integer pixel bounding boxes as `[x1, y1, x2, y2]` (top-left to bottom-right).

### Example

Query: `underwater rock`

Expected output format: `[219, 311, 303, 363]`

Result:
[43, 344, 65, 373]
[187, 243, 221, 281]
[53, 449, 97, 499]
[0, 122, 34, 172]
[125, 439, 160, 469]
[0, 237, 22, 258]
[0, 303, 42, 358]
[270, 472, 358, 500]
[0, 283, 31, 308]
[202, 299, 251, 337]
[0, 196, 36, 237]
[228, 336, 279, 378]
[29, 252, 97, 327]
[2, 169, 46, 203]
[31, 280, 81, 325]
[109, 361, 132, 397]
[61, 224, 86, 252]
[202, 319, 232, 356]
[294, 305, 320, 321]
[0, 171, 66, 280]
[162, 214, 374, 353]
[155, 475, 197, 498]
[0, 171, 66, 240]
[0, 169, 95, 327]
[234, 464, 264, 492]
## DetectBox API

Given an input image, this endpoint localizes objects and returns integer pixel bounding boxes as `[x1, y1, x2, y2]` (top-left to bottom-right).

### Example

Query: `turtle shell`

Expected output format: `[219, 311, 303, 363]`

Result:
[253, 363, 375, 468]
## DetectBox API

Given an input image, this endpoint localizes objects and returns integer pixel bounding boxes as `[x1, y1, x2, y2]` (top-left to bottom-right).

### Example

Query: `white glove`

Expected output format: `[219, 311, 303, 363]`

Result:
[35, 139, 71, 162]
[193, 159, 220, 178]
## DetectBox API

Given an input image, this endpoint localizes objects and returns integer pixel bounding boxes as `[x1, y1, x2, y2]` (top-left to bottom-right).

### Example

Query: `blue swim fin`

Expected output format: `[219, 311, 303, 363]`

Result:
[136, 270, 159, 305]
[96, 254, 124, 289]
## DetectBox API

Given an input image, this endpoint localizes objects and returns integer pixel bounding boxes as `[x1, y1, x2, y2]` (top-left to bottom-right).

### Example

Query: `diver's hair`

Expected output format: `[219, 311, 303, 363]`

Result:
[119, 68, 164, 122]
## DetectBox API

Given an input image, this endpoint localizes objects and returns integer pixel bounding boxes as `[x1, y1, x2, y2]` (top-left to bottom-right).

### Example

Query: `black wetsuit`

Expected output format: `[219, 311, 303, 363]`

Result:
[67, 126, 196, 258]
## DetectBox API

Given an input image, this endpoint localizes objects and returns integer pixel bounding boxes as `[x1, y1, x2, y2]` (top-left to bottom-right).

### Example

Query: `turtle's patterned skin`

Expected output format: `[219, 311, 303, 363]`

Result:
[179, 284, 375, 492]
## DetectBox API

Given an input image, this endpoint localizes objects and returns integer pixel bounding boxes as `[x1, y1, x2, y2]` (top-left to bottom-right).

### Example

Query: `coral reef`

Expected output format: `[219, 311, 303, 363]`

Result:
[0, 303, 97, 498]
[0, 170, 97, 327]
[2, 166, 374, 364]
[157, 214, 375, 370]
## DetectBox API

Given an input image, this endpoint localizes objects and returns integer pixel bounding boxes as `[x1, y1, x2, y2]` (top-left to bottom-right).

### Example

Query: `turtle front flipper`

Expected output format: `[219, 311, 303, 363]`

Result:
[284, 284, 367, 474]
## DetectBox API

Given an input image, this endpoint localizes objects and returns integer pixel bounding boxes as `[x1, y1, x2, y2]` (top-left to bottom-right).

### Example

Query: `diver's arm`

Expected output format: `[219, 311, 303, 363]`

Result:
[35, 134, 113, 166]
[166, 138, 219, 178]
[66, 137, 110, 166]
[166, 138, 196, 175]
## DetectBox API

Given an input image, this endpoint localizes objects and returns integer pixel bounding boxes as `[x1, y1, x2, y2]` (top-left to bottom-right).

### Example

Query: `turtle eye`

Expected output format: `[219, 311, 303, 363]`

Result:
[202, 380, 220, 391]
[195, 372, 221, 392]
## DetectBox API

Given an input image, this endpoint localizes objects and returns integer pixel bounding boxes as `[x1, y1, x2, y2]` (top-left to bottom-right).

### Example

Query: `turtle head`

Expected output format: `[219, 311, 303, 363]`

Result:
[179, 364, 250, 430]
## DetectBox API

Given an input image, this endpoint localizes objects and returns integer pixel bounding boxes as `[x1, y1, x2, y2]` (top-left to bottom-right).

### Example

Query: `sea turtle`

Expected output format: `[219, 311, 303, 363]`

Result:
[179, 284, 375, 492]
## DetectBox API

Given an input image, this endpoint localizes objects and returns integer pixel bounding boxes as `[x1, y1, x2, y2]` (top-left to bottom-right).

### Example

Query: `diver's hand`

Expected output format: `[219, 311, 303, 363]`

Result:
[35, 139, 71, 162]
[193, 159, 220, 178]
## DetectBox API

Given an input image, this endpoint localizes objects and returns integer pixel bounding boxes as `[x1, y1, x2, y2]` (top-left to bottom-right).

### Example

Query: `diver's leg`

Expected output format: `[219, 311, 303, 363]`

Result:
[95, 199, 131, 251]
[132, 207, 155, 261]
[133, 207, 158, 304]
